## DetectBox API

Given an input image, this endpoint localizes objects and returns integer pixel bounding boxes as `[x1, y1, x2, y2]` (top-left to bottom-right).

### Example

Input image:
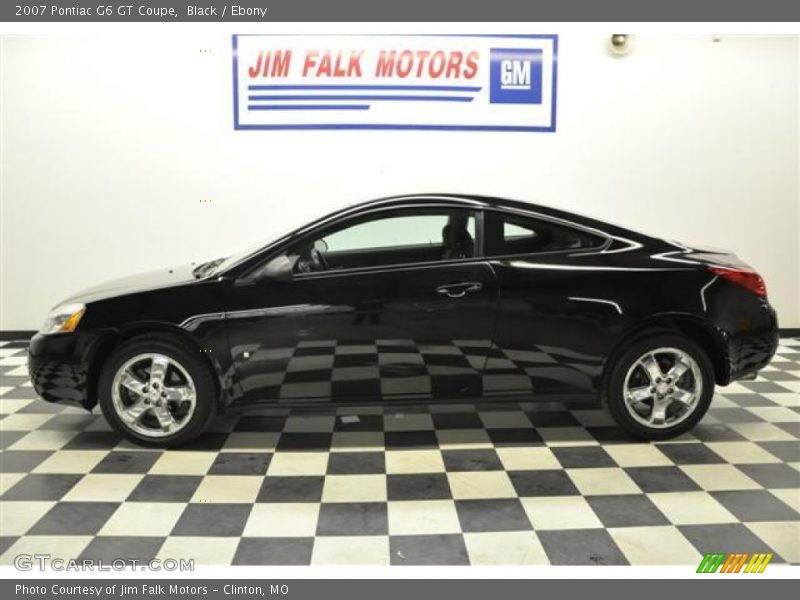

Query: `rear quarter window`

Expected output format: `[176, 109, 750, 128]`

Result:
[486, 212, 606, 256]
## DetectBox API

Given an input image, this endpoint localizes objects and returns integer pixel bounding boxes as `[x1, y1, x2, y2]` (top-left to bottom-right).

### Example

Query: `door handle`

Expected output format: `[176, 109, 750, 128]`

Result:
[436, 281, 483, 299]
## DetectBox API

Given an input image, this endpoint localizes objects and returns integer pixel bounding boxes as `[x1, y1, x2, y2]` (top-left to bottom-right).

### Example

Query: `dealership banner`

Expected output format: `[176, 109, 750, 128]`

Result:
[232, 34, 558, 132]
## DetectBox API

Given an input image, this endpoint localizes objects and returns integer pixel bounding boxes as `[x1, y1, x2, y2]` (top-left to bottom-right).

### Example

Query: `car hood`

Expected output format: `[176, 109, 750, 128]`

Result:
[63, 264, 199, 305]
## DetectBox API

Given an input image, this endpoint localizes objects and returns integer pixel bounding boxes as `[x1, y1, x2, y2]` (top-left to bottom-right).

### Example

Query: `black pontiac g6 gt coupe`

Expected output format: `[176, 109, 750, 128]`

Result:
[28, 195, 778, 446]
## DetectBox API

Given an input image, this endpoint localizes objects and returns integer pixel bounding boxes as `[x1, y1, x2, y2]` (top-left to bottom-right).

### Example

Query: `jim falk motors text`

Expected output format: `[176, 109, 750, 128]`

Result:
[247, 49, 482, 80]
[116, 584, 289, 597]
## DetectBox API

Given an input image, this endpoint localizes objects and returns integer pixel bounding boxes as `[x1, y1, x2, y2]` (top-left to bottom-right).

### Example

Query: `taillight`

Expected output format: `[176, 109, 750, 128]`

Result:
[709, 266, 767, 297]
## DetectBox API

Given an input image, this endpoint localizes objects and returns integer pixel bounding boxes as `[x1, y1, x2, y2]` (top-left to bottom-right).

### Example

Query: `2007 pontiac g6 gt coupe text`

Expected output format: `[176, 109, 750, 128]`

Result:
[29, 195, 778, 446]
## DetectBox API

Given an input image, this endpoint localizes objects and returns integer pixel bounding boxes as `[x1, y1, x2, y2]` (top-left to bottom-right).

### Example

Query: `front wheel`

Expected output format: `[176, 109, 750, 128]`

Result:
[98, 334, 217, 447]
[605, 334, 715, 440]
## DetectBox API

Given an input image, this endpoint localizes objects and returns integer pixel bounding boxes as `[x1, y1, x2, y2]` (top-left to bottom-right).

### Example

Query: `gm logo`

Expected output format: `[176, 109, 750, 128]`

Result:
[489, 48, 543, 104]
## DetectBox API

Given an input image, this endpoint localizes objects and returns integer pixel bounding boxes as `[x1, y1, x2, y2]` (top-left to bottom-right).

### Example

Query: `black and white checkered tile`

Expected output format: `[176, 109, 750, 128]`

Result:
[1, 338, 798, 566]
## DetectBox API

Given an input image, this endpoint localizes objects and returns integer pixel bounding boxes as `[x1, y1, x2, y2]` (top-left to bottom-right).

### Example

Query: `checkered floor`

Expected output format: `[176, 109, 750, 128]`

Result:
[1, 338, 798, 566]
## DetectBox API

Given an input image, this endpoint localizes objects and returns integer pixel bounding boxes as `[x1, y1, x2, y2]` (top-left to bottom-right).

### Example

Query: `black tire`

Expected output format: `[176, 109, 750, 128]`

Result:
[605, 333, 715, 440]
[98, 333, 217, 448]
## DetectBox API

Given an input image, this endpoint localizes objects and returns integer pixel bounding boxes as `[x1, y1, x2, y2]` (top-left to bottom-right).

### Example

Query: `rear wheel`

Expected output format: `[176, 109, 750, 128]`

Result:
[98, 334, 217, 447]
[606, 334, 714, 440]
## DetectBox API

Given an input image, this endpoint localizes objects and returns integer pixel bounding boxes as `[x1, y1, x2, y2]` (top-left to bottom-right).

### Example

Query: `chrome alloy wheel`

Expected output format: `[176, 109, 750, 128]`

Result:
[111, 353, 197, 438]
[623, 347, 703, 429]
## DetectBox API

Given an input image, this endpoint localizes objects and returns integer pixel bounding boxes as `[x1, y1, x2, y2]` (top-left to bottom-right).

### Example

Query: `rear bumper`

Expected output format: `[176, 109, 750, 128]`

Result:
[28, 332, 96, 410]
[723, 304, 779, 383]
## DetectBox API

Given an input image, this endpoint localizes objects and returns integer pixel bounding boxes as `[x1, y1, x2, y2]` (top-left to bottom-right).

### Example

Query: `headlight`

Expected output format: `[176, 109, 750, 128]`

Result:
[39, 303, 86, 335]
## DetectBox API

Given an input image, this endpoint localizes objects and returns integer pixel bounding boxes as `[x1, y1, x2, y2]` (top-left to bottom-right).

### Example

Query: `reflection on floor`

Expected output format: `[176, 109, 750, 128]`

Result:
[0, 338, 798, 566]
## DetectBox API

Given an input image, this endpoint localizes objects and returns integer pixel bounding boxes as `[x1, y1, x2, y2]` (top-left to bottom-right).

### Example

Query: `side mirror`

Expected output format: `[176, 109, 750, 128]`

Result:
[314, 238, 329, 253]
[252, 255, 294, 283]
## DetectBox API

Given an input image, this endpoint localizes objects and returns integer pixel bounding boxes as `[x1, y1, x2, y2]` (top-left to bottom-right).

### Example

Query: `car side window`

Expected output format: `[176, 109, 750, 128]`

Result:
[485, 212, 605, 256]
[278, 209, 477, 274]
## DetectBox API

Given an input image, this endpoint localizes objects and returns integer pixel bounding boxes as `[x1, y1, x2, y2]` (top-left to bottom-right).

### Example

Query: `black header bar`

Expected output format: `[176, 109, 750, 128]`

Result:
[2, 0, 800, 22]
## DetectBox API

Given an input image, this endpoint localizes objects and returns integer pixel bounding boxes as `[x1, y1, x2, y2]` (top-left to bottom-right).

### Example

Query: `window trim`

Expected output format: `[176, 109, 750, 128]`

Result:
[226, 196, 626, 280]
[238, 203, 613, 282]
[292, 253, 489, 282]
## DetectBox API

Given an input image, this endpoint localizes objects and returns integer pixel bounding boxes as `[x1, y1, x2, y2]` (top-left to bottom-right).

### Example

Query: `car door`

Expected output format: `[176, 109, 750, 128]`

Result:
[482, 209, 613, 398]
[224, 206, 498, 405]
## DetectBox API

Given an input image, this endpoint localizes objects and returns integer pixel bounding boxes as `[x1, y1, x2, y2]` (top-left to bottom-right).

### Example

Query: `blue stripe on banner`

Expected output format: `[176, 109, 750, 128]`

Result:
[248, 104, 371, 111]
[247, 84, 483, 92]
[248, 95, 474, 102]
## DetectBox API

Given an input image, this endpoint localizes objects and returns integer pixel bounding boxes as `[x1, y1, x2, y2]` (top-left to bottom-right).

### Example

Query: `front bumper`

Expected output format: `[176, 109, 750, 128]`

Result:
[28, 332, 95, 410]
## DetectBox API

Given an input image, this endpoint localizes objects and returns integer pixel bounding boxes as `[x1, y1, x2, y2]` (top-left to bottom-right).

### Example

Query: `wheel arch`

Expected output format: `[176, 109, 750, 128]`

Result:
[601, 314, 729, 391]
[86, 322, 226, 410]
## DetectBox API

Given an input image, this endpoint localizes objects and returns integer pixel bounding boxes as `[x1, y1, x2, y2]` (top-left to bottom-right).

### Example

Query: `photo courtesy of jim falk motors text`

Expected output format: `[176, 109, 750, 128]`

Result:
[14, 583, 283, 597]
[0, 2, 799, 590]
